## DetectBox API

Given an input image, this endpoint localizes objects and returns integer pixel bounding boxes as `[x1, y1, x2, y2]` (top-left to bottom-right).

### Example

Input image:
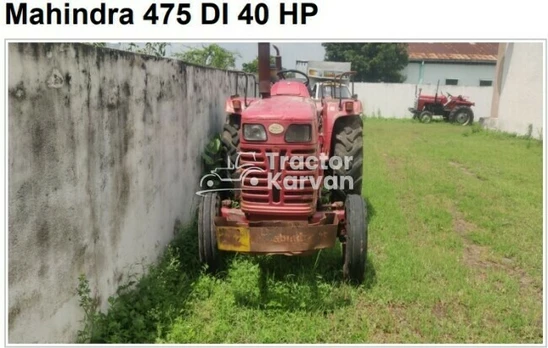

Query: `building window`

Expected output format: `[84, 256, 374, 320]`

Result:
[479, 79, 493, 87]
[445, 78, 459, 86]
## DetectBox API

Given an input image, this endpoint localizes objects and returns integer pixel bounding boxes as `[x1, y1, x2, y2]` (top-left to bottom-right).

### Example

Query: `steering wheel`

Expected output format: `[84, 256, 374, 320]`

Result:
[276, 69, 310, 87]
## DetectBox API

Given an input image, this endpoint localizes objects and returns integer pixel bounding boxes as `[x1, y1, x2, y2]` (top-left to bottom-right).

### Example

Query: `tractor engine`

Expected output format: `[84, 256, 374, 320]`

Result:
[230, 43, 324, 219]
[238, 98, 321, 219]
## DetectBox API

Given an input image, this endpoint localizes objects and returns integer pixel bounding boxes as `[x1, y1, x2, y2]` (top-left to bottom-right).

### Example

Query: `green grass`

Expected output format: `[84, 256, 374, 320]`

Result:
[78, 119, 543, 344]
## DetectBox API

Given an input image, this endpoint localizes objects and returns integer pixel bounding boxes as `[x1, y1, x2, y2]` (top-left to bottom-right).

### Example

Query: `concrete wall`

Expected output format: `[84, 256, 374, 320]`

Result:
[354, 82, 494, 120]
[483, 42, 544, 138]
[8, 43, 252, 343]
[403, 62, 496, 86]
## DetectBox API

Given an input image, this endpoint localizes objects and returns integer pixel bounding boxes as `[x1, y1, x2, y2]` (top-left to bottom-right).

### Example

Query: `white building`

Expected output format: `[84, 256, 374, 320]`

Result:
[481, 42, 544, 138]
[402, 43, 499, 87]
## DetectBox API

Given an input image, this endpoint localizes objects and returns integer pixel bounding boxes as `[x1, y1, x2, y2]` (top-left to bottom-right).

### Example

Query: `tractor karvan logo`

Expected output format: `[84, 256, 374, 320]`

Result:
[195, 151, 355, 196]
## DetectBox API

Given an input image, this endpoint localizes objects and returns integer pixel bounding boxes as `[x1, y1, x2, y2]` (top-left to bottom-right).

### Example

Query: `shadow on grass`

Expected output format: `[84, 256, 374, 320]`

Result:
[365, 197, 376, 223]
[232, 244, 377, 313]
[231, 195, 378, 313]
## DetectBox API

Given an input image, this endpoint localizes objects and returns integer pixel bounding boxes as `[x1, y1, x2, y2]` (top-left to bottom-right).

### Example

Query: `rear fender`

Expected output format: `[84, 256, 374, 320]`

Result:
[457, 100, 475, 107]
[224, 96, 258, 115]
[321, 100, 363, 156]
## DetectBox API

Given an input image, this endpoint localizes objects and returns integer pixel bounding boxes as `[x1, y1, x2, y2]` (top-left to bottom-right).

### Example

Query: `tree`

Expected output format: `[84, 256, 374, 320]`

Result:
[321, 43, 409, 82]
[241, 56, 295, 78]
[126, 43, 170, 57]
[88, 42, 107, 48]
[173, 44, 240, 70]
[241, 56, 275, 74]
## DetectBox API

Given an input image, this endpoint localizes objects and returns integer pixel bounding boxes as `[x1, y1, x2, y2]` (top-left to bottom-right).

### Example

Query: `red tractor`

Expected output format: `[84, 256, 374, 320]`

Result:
[408, 82, 475, 126]
[198, 43, 368, 283]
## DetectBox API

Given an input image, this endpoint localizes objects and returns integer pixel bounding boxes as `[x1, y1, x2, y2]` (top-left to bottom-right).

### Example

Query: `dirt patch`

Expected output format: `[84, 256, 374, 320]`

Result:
[387, 302, 407, 324]
[462, 243, 497, 270]
[383, 153, 400, 172]
[449, 161, 485, 181]
[432, 300, 447, 320]
[446, 201, 541, 301]
[463, 242, 541, 301]
[382, 153, 393, 163]
[447, 201, 478, 235]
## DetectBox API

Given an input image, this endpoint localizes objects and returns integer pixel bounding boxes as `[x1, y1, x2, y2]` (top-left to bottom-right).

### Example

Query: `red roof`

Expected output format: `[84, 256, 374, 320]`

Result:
[407, 43, 499, 63]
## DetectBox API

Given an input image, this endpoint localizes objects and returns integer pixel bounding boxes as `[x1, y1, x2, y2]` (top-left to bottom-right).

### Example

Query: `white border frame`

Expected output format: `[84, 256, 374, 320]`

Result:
[2, 38, 547, 347]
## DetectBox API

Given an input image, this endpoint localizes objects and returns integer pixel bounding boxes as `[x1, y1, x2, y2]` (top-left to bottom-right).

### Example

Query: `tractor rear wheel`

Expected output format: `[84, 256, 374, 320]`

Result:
[221, 122, 240, 165]
[342, 194, 368, 284]
[332, 118, 363, 199]
[198, 192, 221, 273]
[419, 111, 433, 123]
[450, 106, 474, 126]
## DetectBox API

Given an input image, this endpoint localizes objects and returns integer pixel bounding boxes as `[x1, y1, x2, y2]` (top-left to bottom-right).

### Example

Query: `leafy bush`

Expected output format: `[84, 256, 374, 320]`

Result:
[76, 223, 204, 343]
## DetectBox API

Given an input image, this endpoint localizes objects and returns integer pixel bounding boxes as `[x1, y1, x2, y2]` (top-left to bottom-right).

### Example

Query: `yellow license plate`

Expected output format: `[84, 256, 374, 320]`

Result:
[216, 226, 251, 252]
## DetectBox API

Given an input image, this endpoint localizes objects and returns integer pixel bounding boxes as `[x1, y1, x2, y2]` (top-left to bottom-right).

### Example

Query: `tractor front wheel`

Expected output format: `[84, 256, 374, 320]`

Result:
[450, 106, 474, 126]
[220, 122, 241, 195]
[221, 122, 240, 165]
[419, 111, 433, 123]
[198, 192, 221, 273]
[342, 194, 368, 284]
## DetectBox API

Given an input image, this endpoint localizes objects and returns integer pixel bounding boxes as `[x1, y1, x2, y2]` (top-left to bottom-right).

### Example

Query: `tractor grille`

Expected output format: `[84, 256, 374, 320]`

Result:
[239, 145, 319, 215]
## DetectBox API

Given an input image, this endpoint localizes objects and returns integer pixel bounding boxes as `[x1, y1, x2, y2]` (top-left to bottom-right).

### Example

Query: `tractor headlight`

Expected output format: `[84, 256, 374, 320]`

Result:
[243, 124, 267, 141]
[285, 124, 312, 143]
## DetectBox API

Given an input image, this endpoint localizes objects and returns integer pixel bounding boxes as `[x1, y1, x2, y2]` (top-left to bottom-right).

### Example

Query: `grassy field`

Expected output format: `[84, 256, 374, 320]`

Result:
[79, 119, 544, 344]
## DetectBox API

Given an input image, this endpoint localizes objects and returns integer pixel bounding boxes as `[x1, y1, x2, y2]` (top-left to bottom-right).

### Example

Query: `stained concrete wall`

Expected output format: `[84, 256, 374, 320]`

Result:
[483, 42, 544, 138]
[354, 82, 493, 120]
[8, 43, 253, 343]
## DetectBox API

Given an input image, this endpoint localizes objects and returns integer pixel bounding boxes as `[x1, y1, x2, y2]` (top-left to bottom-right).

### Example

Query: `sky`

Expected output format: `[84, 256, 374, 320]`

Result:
[109, 42, 326, 69]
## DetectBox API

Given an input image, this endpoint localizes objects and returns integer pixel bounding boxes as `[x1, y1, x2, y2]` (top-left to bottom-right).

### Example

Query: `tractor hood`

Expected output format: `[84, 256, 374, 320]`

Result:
[242, 96, 317, 122]
[419, 94, 448, 104]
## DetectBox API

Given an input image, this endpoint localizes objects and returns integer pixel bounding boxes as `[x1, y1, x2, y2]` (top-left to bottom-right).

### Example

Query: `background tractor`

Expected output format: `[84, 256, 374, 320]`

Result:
[198, 43, 368, 283]
[408, 81, 475, 125]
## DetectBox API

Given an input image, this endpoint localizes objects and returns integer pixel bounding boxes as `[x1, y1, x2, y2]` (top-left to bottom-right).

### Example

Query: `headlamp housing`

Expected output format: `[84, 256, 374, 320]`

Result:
[243, 124, 267, 141]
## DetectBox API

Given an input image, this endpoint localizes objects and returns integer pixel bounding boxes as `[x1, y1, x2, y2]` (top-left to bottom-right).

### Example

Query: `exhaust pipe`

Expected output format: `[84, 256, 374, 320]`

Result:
[258, 42, 271, 98]
[273, 44, 282, 72]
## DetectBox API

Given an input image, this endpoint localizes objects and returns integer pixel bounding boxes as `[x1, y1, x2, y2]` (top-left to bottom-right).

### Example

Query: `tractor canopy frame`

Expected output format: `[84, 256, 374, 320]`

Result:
[334, 71, 357, 109]
[233, 71, 257, 107]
